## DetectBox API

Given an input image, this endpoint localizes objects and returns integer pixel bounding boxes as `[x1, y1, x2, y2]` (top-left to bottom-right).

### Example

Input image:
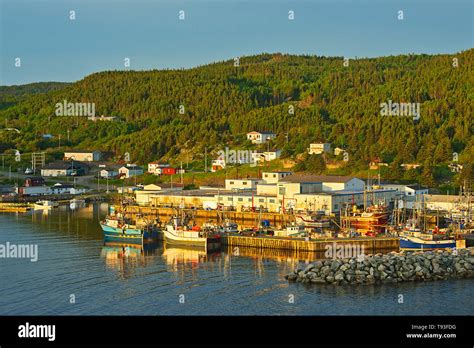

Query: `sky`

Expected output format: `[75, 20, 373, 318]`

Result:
[0, 0, 472, 85]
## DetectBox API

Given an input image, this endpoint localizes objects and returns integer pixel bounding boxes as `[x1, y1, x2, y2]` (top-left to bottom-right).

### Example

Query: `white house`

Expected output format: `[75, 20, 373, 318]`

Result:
[148, 162, 170, 175]
[334, 147, 346, 156]
[135, 184, 183, 205]
[283, 174, 365, 192]
[379, 184, 428, 197]
[308, 143, 331, 155]
[119, 164, 144, 178]
[211, 159, 226, 172]
[64, 150, 101, 162]
[225, 178, 262, 191]
[262, 171, 293, 184]
[99, 167, 120, 178]
[246, 131, 276, 144]
[251, 150, 281, 163]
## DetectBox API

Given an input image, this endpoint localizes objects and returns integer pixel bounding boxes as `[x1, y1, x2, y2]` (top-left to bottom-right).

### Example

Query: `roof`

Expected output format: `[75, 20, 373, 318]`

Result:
[120, 165, 143, 170]
[247, 131, 275, 135]
[42, 161, 89, 170]
[283, 174, 358, 184]
[25, 177, 45, 181]
[64, 150, 100, 154]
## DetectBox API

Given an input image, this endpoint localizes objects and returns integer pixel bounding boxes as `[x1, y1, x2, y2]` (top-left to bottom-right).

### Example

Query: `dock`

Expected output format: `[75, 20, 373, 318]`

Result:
[113, 205, 322, 228]
[0, 202, 33, 213]
[221, 235, 399, 253]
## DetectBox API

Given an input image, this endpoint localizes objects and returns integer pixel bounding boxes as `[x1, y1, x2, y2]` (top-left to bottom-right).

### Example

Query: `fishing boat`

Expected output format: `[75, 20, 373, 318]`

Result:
[295, 214, 331, 228]
[100, 215, 160, 244]
[164, 216, 221, 250]
[399, 220, 456, 250]
[399, 235, 456, 250]
[273, 224, 306, 237]
[340, 204, 389, 236]
[34, 200, 58, 210]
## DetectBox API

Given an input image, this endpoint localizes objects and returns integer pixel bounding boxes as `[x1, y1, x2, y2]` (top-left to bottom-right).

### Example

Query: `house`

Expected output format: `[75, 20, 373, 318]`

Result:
[334, 147, 345, 156]
[225, 178, 262, 191]
[41, 161, 89, 177]
[135, 183, 184, 205]
[262, 171, 293, 184]
[246, 131, 276, 144]
[16, 186, 51, 196]
[148, 162, 170, 175]
[379, 184, 428, 197]
[24, 177, 45, 187]
[448, 163, 463, 173]
[87, 115, 116, 122]
[251, 150, 281, 163]
[118, 164, 144, 178]
[401, 163, 422, 170]
[99, 166, 120, 178]
[211, 159, 226, 172]
[369, 161, 389, 170]
[64, 150, 102, 162]
[282, 174, 365, 192]
[308, 143, 331, 155]
[424, 194, 474, 212]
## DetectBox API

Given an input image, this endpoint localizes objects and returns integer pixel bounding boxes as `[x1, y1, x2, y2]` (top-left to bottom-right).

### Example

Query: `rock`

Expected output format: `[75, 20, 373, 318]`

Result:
[330, 260, 341, 272]
[321, 266, 331, 276]
[326, 275, 335, 283]
[311, 277, 326, 284]
[287, 273, 297, 281]
[304, 264, 315, 273]
[335, 272, 345, 281]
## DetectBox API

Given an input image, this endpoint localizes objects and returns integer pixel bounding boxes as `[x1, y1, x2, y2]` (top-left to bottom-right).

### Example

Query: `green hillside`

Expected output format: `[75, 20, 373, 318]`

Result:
[0, 50, 472, 188]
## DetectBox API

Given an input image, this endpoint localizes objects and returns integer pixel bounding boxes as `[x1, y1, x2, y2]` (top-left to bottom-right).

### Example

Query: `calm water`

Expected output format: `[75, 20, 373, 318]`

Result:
[0, 203, 472, 316]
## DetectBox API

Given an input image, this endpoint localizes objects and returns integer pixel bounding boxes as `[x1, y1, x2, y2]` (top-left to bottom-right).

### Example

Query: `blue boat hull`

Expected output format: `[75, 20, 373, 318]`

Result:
[399, 237, 456, 250]
[100, 223, 159, 244]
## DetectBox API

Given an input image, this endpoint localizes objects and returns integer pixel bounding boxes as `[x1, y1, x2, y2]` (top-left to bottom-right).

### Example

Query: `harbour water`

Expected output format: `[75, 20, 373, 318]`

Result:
[0, 203, 472, 315]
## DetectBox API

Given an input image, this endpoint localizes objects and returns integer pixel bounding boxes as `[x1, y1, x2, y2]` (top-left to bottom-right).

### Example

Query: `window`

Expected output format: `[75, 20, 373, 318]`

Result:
[242, 181, 247, 185]
[269, 199, 275, 203]
[230, 181, 234, 185]
[248, 198, 252, 202]
[259, 199, 264, 203]
[238, 198, 243, 202]
[279, 187, 286, 195]
[273, 174, 276, 178]
[227, 197, 233, 201]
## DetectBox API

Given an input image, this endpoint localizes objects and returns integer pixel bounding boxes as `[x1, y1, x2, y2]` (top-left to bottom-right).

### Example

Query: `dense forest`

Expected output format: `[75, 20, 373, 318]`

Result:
[0, 50, 472, 188]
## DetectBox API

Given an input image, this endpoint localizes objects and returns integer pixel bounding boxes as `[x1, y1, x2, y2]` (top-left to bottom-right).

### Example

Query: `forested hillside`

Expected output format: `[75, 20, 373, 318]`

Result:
[0, 50, 472, 186]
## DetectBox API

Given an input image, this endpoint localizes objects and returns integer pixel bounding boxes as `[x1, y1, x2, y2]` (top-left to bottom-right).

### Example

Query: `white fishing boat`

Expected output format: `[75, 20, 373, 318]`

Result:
[273, 224, 306, 237]
[34, 200, 58, 210]
[295, 214, 331, 228]
[164, 216, 221, 250]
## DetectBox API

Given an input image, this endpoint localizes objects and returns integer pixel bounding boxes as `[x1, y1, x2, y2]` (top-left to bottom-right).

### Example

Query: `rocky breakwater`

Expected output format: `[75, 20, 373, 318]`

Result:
[285, 248, 474, 285]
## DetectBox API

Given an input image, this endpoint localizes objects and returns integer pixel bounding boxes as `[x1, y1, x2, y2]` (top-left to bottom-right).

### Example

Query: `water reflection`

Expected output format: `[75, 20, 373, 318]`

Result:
[101, 242, 161, 279]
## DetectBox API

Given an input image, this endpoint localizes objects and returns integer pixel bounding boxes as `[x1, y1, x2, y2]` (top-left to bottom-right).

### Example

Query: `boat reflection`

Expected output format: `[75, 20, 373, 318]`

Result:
[161, 244, 222, 272]
[101, 242, 160, 278]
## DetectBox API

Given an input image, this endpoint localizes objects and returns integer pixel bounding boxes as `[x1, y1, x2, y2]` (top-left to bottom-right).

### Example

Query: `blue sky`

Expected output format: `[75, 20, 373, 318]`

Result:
[0, 0, 472, 85]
